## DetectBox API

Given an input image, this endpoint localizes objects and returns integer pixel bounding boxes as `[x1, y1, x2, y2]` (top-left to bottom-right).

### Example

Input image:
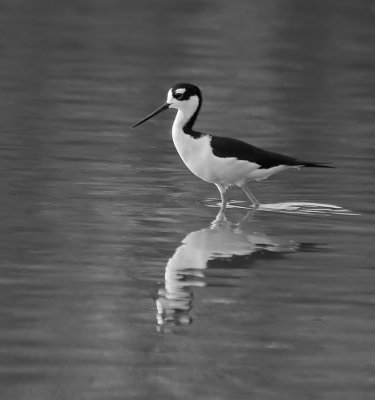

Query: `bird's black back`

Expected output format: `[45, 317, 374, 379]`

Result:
[210, 135, 333, 169]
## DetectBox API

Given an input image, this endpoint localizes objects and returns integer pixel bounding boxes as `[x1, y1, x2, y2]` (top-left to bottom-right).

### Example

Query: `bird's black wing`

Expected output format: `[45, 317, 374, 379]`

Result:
[210, 136, 333, 169]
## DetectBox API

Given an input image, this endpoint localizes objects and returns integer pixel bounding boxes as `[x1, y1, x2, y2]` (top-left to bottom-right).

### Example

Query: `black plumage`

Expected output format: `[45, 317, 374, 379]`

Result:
[210, 135, 334, 169]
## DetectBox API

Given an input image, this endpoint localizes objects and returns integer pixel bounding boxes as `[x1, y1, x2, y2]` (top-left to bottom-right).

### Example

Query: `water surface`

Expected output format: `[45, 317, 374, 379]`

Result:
[1, 1, 375, 399]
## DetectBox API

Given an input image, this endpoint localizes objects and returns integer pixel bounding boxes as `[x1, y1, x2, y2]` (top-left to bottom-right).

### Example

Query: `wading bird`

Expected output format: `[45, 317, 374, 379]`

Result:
[133, 83, 333, 210]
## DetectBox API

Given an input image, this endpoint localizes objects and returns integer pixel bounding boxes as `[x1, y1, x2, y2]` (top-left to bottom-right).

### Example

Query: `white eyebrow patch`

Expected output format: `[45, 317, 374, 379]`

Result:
[175, 88, 186, 94]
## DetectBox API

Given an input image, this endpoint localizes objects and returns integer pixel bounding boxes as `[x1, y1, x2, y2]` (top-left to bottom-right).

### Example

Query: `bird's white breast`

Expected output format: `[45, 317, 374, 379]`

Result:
[172, 126, 211, 177]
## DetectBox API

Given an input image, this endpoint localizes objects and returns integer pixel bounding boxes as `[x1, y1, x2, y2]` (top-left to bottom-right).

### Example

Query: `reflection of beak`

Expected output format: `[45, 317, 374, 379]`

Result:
[132, 103, 170, 128]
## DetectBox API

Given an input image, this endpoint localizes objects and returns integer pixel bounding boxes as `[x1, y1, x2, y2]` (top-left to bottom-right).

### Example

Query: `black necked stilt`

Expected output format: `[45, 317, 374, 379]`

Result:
[133, 83, 333, 210]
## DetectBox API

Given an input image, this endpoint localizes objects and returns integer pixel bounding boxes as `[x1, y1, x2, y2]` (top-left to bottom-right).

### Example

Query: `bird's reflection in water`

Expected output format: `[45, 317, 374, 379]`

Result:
[156, 210, 300, 328]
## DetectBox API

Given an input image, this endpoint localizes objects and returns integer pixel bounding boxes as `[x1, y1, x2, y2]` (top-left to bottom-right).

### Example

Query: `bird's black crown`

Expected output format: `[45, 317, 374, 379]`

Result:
[171, 83, 202, 101]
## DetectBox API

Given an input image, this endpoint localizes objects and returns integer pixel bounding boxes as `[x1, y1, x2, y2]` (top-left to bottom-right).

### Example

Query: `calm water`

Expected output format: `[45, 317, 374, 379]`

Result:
[1, 1, 375, 399]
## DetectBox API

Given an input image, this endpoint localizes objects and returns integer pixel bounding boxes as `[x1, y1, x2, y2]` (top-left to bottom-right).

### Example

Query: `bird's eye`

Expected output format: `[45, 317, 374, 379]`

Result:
[174, 92, 184, 100]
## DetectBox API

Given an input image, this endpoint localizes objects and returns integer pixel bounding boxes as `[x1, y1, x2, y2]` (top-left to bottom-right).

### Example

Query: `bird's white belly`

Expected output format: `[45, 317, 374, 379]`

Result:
[172, 131, 283, 187]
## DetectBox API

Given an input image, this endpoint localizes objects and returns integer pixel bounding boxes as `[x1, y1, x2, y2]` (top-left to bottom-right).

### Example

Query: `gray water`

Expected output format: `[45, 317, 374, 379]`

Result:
[1, 1, 375, 399]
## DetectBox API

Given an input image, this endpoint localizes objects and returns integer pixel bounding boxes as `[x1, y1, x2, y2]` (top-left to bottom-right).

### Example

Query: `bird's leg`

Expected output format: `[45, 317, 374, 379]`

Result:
[214, 183, 227, 215]
[237, 207, 257, 225]
[241, 185, 260, 208]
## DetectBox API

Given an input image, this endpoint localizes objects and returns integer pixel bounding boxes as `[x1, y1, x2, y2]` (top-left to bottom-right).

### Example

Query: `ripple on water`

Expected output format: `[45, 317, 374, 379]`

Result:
[205, 198, 359, 216]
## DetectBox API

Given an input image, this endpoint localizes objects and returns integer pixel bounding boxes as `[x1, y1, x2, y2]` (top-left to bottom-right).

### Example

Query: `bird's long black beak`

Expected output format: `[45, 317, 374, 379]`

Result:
[132, 103, 170, 128]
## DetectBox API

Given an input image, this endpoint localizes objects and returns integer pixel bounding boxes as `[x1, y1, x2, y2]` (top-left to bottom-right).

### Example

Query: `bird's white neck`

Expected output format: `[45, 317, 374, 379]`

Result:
[170, 95, 200, 135]
[172, 110, 190, 134]
[171, 108, 203, 164]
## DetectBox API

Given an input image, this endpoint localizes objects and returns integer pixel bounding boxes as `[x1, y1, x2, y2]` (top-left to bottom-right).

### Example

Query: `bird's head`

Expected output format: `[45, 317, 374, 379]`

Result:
[132, 83, 202, 128]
